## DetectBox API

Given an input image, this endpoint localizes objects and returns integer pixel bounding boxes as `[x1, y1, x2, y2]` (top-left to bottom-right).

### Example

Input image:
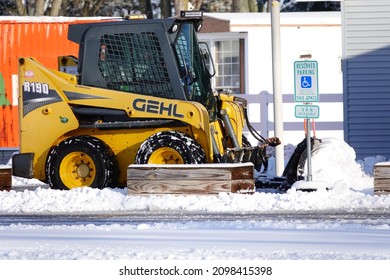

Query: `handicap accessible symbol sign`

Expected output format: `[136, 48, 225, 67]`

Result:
[294, 60, 318, 102]
[301, 76, 312, 89]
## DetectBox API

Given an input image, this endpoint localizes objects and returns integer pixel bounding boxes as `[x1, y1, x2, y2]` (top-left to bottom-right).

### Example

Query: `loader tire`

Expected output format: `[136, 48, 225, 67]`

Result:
[135, 131, 207, 164]
[46, 136, 118, 190]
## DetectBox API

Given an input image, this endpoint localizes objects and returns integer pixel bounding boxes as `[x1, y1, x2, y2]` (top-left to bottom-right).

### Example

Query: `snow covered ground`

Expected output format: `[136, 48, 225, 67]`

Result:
[0, 138, 390, 264]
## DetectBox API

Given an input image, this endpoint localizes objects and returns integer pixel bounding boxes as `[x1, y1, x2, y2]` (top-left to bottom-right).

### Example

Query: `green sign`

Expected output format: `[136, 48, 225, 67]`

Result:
[294, 60, 319, 102]
[295, 104, 320, 119]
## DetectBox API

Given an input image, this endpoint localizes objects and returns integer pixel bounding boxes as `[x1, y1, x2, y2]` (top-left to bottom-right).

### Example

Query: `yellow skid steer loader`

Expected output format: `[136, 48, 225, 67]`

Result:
[12, 11, 308, 190]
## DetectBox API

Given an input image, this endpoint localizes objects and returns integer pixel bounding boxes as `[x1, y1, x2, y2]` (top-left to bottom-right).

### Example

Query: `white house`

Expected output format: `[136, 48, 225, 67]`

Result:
[199, 12, 343, 146]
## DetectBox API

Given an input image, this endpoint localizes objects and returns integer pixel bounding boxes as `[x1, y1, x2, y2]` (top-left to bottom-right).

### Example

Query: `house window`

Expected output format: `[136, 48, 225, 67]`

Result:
[201, 37, 245, 94]
[215, 40, 240, 94]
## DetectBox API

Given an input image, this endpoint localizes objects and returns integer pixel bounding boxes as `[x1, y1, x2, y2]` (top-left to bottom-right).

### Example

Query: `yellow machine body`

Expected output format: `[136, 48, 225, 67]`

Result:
[16, 57, 245, 187]
[12, 13, 263, 190]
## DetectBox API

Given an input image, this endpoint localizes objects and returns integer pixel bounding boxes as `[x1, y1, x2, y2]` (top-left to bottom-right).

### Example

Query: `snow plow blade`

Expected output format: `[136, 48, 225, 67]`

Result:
[126, 138, 321, 194]
[255, 137, 322, 191]
[0, 165, 12, 191]
[127, 163, 255, 194]
[254, 175, 291, 191]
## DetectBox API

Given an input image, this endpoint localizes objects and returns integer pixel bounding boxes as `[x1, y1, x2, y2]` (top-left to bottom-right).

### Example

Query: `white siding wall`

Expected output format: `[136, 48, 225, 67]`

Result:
[200, 12, 343, 146]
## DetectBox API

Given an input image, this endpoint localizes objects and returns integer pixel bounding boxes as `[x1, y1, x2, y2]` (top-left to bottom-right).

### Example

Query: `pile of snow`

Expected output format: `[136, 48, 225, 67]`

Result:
[1, 137, 390, 214]
[300, 138, 374, 193]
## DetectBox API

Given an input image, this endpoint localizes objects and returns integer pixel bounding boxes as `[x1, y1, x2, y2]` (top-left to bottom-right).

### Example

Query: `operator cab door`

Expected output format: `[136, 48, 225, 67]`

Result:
[75, 20, 186, 101]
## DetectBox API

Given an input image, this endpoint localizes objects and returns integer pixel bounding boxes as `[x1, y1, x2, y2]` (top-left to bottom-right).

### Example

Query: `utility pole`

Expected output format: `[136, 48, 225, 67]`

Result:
[271, 0, 284, 176]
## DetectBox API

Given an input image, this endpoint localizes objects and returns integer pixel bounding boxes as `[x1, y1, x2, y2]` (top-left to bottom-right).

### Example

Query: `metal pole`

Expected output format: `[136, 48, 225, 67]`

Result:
[306, 117, 312, 181]
[271, 1, 284, 176]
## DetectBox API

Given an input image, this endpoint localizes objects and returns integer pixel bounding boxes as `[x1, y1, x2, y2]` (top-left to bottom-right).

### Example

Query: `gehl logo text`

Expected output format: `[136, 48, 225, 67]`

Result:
[132, 98, 184, 118]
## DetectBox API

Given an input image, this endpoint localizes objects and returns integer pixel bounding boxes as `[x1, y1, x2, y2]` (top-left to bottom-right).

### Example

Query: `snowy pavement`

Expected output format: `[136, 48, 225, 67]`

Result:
[0, 138, 390, 260]
[1, 221, 389, 260]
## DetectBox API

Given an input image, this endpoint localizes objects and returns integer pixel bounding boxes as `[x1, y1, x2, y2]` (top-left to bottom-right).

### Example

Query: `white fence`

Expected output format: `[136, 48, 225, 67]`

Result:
[0, 92, 344, 164]
[242, 91, 344, 145]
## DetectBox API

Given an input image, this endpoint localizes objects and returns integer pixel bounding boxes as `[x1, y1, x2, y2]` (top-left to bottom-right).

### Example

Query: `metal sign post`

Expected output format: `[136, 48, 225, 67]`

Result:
[306, 116, 313, 181]
[294, 60, 319, 181]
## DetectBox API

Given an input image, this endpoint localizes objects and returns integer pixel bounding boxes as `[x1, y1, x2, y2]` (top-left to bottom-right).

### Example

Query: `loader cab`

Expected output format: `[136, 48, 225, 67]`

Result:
[67, 11, 217, 120]
[172, 12, 217, 120]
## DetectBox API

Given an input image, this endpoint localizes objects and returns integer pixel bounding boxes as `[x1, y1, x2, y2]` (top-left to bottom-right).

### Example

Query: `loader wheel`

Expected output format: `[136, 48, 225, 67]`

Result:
[135, 131, 207, 164]
[46, 136, 118, 190]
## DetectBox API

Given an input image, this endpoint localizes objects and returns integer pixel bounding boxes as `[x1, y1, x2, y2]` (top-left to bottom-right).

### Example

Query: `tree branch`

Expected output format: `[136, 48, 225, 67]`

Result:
[90, 0, 106, 16]
[50, 0, 63, 16]
[15, 0, 26, 16]
[34, 0, 45, 16]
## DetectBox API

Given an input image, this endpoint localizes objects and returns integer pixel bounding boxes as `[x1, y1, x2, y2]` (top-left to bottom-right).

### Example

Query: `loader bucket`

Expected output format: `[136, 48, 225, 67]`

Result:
[255, 137, 322, 191]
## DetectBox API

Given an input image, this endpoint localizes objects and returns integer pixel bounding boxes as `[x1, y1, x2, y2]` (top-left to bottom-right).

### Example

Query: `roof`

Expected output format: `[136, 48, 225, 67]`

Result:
[0, 16, 119, 23]
[204, 12, 341, 27]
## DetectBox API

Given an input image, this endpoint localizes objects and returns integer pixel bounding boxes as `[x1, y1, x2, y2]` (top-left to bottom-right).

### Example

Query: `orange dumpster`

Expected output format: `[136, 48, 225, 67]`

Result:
[0, 17, 108, 149]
